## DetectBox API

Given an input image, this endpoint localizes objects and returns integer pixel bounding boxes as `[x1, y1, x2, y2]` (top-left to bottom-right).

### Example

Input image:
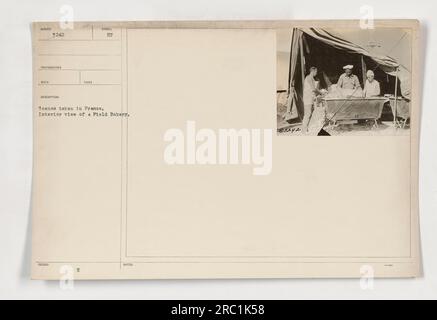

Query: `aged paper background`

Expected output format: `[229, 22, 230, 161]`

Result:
[31, 21, 420, 279]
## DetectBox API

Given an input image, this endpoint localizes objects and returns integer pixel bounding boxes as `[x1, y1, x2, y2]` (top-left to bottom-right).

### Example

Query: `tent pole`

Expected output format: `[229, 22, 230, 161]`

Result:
[298, 33, 306, 121]
[394, 68, 399, 128]
[299, 35, 305, 85]
[287, 28, 294, 95]
[361, 55, 367, 85]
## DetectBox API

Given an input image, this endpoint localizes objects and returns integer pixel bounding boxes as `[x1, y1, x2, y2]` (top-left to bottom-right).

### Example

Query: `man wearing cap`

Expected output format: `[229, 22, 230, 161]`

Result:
[337, 65, 361, 90]
[363, 70, 381, 98]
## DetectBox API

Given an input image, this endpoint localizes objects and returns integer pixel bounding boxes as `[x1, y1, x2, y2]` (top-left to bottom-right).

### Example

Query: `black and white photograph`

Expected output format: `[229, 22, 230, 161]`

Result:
[2, 0, 437, 302]
[277, 27, 412, 136]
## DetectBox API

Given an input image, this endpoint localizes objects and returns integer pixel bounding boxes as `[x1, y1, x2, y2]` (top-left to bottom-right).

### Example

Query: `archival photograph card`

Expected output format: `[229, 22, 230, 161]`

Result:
[31, 20, 421, 279]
